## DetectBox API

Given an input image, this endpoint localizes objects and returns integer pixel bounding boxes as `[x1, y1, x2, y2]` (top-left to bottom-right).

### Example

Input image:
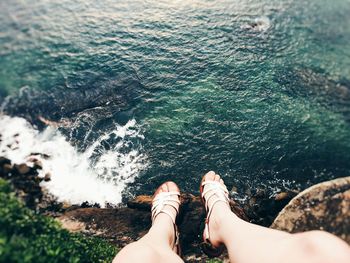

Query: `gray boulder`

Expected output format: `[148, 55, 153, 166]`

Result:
[271, 177, 350, 244]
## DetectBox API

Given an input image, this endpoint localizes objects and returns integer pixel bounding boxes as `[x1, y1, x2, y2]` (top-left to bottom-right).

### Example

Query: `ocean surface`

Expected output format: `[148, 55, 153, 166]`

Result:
[1, 0, 350, 206]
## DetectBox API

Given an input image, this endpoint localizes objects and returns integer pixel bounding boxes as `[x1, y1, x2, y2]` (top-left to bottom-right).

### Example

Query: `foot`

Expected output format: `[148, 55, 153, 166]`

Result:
[152, 181, 181, 253]
[201, 171, 232, 248]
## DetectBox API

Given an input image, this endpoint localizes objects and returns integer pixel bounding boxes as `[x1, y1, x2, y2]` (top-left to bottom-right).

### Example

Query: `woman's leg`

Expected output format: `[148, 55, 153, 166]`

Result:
[202, 171, 350, 263]
[113, 182, 183, 263]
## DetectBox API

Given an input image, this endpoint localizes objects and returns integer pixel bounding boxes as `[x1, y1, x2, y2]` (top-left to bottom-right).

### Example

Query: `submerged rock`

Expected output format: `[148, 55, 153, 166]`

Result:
[2, 76, 143, 129]
[271, 177, 350, 244]
[275, 67, 350, 121]
[242, 16, 271, 32]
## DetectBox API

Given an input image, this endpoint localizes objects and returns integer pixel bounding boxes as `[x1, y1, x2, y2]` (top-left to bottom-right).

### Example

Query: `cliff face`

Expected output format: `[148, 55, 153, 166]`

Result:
[1, 156, 349, 262]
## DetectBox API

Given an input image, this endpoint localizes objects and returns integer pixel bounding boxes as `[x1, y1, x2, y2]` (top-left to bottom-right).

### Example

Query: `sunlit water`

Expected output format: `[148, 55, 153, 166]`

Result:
[1, 0, 350, 205]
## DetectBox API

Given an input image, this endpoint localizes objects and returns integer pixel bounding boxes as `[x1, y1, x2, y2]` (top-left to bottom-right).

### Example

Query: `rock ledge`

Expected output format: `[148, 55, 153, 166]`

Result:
[272, 177, 350, 243]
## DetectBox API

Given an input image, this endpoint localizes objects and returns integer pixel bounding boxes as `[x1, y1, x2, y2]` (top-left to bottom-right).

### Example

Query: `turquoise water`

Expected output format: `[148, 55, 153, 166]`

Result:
[1, 0, 350, 197]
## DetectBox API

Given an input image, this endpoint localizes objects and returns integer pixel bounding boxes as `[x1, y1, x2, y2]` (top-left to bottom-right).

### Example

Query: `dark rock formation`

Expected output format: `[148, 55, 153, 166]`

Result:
[242, 188, 298, 227]
[0, 159, 42, 209]
[58, 193, 248, 262]
[271, 177, 350, 244]
[0, 157, 61, 213]
[1, 154, 349, 262]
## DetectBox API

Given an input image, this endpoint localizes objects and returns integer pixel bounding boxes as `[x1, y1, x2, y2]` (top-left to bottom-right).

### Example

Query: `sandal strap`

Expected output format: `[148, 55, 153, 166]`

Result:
[151, 190, 181, 252]
[151, 191, 180, 225]
[201, 181, 229, 212]
[201, 181, 230, 242]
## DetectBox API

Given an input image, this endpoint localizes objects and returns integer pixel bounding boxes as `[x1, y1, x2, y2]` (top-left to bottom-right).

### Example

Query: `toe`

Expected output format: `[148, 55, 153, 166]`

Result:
[156, 181, 179, 194]
[152, 181, 180, 217]
[205, 171, 216, 181]
[160, 183, 167, 193]
[214, 173, 221, 182]
[165, 181, 179, 192]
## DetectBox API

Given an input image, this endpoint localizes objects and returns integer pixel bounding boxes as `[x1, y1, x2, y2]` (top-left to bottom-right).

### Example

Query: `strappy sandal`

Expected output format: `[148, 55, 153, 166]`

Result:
[151, 181, 182, 256]
[200, 174, 230, 257]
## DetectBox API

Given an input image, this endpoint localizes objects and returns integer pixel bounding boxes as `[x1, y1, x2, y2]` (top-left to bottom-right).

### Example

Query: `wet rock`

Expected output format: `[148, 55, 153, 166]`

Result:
[231, 186, 238, 193]
[243, 188, 298, 226]
[0, 156, 11, 166]
[245, 188, 252, 196]
[34, 160, 43, 169]
[27, 157, 43, 170]
[30, 152, 51, 159]
[81, 201, 101, 208]
[27, 156, 39, 162]
[37, 188, 66, 216]
[0, 156, 57, 211]
[243, 16, 271, 32]
[0, 157, 12, 176]
[271, 177, 350, 244]
[13, 163, 30, 175]
[3, 163, 13, 174]
[274, 192, 290, 201]
[44, 172, 51, 182]
[127, 195, 152, 210]
[254, 188, 266, 198]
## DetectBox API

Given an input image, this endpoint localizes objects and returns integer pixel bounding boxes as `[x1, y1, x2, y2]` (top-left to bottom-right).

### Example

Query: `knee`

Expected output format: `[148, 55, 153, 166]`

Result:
[292, 231, 350, 263]
[113, 242, 160, 263]
[294, 230, 332, 252]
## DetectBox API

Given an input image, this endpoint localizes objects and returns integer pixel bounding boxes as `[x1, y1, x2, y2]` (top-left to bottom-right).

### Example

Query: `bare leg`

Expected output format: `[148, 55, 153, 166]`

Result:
[113, 182, 183, 263]
[202, 171, 350, 263]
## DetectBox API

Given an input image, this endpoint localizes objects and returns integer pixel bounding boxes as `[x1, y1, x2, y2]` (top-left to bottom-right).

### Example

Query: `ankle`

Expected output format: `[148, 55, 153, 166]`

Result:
[151, 213, 176, 246]
[209, 203, 237, 240]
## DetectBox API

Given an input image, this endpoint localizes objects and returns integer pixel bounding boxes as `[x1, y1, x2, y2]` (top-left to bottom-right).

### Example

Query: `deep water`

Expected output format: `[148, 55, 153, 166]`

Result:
[1, 0, 350, 203]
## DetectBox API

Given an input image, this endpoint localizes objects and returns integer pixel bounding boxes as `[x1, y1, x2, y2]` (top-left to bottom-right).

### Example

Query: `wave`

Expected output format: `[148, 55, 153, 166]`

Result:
[0, 115, 148, 207]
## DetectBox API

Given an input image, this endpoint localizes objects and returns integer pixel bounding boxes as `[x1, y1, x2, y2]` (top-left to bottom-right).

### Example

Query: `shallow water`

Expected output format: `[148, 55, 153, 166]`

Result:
[1, 0, 350, 205]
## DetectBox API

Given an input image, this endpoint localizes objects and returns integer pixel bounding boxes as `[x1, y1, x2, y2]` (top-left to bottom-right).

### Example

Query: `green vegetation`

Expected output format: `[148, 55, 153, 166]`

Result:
[0, 179, 117, 263]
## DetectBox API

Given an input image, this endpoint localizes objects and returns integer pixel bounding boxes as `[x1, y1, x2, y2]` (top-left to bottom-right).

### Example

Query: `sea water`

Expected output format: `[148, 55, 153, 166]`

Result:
[0, 0, 350, 206]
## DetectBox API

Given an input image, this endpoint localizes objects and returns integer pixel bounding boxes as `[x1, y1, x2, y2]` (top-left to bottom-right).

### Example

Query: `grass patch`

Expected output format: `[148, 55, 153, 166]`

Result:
[0, 179, 117, 263]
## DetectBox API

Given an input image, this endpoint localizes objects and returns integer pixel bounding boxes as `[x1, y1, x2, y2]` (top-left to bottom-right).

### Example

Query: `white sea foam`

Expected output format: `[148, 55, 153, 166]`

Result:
[242, 16, 271, 32]
[0, 115, 147, 207]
